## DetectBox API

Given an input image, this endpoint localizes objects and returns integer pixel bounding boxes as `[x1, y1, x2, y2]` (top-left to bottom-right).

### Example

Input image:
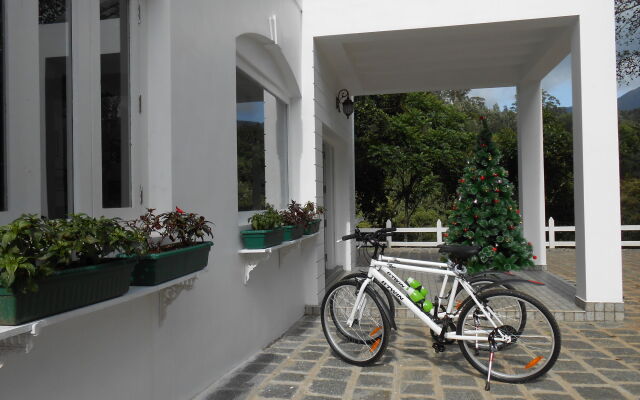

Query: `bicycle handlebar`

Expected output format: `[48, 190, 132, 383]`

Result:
[341, 233, 358, 241]
[340, 227, 396, 243]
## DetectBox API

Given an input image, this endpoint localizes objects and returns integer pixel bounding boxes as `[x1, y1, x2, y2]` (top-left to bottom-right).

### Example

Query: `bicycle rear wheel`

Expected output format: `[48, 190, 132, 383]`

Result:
[456, 289, 561, 383]
[321, 280, 390, 366]
[453, 276, 526, 334]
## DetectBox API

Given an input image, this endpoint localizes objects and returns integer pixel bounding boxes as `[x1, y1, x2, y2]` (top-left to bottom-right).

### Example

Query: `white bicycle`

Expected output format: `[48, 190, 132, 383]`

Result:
[321, 228, 561, 390]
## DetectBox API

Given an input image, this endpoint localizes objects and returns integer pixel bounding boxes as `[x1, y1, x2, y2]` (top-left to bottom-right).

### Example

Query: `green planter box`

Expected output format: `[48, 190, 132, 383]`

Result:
[0, 258, 136, 326]
[131, 241, 213, 286]
[283, 225, 304, 241]
[304, 219, 321, 235]
[241, 227, 284, 249]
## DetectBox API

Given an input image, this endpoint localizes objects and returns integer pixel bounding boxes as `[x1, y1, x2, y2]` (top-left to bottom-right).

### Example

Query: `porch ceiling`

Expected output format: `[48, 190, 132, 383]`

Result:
[315, 16, 576, 95]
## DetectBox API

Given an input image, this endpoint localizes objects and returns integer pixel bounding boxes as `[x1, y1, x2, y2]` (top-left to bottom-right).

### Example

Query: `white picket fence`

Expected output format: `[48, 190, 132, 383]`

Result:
[360, 217, 640, 248]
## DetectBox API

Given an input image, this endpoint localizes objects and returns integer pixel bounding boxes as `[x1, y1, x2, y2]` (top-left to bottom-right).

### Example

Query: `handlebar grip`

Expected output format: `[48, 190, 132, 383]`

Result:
[341, 233, 358, 241]
[378, 227, 397, 233]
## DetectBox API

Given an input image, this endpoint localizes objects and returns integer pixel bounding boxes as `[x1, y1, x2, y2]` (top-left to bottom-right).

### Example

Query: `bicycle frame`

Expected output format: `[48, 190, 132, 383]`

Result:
[347, 255, 508, 343]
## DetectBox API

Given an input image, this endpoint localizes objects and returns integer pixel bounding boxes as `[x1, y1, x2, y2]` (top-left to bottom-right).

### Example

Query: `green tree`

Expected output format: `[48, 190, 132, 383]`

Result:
[446, 118, 534, 273]
[621, 178, 640, 224]
[616, 0, 640, 84]
[354, 93, 473, 227]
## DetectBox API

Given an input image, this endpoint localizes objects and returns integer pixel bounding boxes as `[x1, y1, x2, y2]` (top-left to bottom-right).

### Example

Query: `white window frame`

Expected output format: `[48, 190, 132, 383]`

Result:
[90, 0, 146, 218]
[0, 0, 145, 225]
[236, 62, 290, 224]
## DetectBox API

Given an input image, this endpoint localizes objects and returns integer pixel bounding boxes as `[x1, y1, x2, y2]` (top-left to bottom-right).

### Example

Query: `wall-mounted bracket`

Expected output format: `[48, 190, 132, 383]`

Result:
[0, 332, 36, 368]
[238, 232, 320, 285]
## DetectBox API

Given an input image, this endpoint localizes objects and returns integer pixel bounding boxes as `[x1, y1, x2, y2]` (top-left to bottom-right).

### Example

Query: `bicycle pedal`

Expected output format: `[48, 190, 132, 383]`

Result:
[432, 343, 445, 353]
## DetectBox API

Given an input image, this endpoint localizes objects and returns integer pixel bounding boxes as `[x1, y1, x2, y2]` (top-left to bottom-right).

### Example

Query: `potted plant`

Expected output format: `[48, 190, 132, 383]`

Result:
[302, 201, 325, 235]
[280, 201, 306, 241]
[0, 214, 145, 325]
[127, 207, 214, 286]
[241, 204, 284, 249]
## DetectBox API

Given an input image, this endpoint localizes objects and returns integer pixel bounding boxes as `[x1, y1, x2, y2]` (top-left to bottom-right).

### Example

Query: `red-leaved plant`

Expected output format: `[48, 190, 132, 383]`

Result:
[280, 201, 307, 227]
[128, 207, 213, 253]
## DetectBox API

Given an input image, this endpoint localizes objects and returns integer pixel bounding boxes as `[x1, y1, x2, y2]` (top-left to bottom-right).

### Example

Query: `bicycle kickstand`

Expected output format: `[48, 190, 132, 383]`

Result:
[485, 331, 498, 391]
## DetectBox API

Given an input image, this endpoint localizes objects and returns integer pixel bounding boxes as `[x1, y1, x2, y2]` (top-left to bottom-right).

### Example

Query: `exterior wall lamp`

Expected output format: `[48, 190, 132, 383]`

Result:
[336, 89, 354, 119]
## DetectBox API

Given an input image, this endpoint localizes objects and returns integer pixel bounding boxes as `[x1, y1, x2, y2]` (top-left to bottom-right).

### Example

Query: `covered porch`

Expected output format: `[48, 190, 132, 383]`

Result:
[302, 0, 623, 310]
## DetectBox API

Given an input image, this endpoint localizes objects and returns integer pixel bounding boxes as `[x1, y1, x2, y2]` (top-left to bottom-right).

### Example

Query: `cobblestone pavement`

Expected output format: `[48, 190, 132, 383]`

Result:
[205, 249, 640, 400]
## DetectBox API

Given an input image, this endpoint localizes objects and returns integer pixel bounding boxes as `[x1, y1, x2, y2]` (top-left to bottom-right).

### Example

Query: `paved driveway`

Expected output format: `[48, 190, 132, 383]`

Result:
[203, 249, 640, 400]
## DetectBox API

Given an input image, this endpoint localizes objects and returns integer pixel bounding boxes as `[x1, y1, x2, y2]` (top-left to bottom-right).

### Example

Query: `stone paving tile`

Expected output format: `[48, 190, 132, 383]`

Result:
[259, 384, 298, 399]
[351, 388, 392, 400]
[308, 380, 347, 396]
[200, 249, 640, 400]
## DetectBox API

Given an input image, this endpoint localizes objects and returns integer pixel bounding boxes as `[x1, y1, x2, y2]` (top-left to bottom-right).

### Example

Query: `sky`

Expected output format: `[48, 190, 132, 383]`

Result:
[469, 55, 640, 109]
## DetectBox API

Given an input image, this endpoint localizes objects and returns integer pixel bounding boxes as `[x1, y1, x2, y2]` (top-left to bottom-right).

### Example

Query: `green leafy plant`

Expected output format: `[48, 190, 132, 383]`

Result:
[128, 207, 214, 253]
[280, 200, 306, 226]
[0, 214, 146, 292]
[249, 204, 283, 230]
[301, 201, 325, 225]
[45, 214, 146, 267]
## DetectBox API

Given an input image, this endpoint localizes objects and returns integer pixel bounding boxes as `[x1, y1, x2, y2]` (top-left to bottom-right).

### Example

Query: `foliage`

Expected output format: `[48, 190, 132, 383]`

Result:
[280, 200, 307, 226]
[619, 114, 640, 180]
[621, 178, 640, 225]
[445, 118, 534, 273]
[355, 89, 640, 232]
[46, 214, 145, 266]
[0, 214, 145, 292]
[249, 204, 283, 230]
[128, 207, 214, 252]
[615, 0, 640, 84]
[354, 93, 474, 227]
[301, 201, 325, 225]
[237, 121, 266, 211]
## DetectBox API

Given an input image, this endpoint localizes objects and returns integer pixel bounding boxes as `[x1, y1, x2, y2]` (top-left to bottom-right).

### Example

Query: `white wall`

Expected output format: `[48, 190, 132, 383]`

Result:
[0, 1, 311, 400]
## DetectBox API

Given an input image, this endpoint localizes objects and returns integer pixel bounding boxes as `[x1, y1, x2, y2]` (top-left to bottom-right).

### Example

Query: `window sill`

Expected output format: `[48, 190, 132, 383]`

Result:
[239, 232, 320, 284]
[0, 271, 203, 345]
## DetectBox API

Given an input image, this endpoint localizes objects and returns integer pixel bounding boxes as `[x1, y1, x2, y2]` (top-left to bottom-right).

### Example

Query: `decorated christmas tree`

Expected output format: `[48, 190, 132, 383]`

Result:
[445, 117, 534, 273]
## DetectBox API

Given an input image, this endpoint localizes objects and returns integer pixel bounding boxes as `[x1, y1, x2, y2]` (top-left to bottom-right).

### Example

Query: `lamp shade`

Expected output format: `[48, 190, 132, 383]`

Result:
[342, 97, 354, 118]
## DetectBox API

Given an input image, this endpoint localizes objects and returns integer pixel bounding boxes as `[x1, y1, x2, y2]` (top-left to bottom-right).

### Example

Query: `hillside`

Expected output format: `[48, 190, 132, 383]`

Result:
[619, 86, 640, 111]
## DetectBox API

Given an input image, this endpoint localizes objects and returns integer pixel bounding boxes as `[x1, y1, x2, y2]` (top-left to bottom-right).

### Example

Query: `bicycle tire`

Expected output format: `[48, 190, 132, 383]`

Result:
[456, 289, 561, 383]
[321, 280, 390, 366]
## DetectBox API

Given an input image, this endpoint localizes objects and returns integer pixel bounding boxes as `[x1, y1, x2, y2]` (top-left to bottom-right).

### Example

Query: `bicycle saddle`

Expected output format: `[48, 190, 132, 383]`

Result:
[438, 244, 481, 260]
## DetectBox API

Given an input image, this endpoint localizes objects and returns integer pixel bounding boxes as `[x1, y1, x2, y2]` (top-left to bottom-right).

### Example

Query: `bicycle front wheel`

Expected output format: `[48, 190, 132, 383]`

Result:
[342, 271, 396, 319]
[321, 280, 390, 366]
[457, 289, 561, 383]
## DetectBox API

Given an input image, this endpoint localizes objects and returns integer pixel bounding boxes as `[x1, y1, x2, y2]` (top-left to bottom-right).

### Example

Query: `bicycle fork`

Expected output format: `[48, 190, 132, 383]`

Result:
[347, 278, 371, 327]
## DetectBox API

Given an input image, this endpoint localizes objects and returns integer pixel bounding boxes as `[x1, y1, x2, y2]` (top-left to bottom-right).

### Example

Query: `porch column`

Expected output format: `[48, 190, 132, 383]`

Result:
[571, 15, 623, 305]
[516, 81, 546, 267]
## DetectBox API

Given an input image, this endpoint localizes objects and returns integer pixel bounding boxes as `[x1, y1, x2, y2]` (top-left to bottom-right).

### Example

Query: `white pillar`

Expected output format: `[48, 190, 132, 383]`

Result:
[571, 13, 623, 304]
[517, 80, 546, 267]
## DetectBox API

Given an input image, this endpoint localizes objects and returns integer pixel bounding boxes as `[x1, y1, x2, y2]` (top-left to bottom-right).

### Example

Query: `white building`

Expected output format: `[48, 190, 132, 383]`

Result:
[0, 0, 622, 399]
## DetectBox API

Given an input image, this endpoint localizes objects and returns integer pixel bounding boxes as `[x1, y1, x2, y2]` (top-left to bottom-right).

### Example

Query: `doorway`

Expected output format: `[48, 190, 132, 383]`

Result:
[323, 142, 340, 284]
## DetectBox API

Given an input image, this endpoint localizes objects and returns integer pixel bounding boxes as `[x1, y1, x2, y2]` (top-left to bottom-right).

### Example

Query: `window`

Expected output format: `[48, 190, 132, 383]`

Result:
[100, 0, 131, 208]
[34, 0, 138, 219]
[39, 0, 73, 219]
[236, 68, 288, 211]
